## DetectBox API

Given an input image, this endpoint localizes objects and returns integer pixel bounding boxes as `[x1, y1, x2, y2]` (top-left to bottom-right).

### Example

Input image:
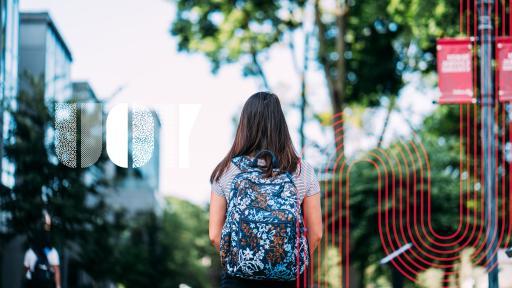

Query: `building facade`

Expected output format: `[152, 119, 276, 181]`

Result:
[0, 2, 19, 287]
[1, 12, 74, 288]
[0, 0, 18, 189]
[18, 12, 72, 103]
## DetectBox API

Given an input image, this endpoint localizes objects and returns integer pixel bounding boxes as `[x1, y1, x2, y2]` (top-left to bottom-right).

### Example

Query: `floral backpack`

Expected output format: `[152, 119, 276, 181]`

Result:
[219, 150, 309, 280]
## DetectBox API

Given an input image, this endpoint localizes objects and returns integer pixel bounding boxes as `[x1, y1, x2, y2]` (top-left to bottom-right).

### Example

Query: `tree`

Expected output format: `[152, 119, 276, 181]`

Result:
[111, 198, 217, 288]
[169, 1, 474, 287]
[2, 74, 103, 239]
[2, 75, 53, 237]
[169, 0, 405, 155]
[316, 1, 462, 286]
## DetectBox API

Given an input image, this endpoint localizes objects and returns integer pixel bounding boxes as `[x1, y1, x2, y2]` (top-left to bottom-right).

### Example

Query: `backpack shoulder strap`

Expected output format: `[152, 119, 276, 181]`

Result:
[34, 248, 50, 267]
[231, 155, 253, 172]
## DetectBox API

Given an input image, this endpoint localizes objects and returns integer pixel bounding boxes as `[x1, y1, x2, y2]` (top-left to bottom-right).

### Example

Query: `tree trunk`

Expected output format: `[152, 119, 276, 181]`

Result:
[332, 92, 345, 156]
[314, 0, 348, 157]
[251, 51, 270, 90]
[377, 97, 396, 148]
[298, 32, 310, 155]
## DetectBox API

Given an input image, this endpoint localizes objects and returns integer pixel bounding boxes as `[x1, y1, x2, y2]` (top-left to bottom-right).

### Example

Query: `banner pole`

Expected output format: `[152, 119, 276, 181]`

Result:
[478, 1, 499, 287]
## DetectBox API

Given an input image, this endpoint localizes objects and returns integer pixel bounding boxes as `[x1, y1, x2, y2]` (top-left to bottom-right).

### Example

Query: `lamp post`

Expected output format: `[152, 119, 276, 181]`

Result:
[478, 0, 499, 287]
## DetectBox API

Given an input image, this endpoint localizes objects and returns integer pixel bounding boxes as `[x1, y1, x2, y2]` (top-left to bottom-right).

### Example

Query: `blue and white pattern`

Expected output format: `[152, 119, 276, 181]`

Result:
[219, 156, 309, 280]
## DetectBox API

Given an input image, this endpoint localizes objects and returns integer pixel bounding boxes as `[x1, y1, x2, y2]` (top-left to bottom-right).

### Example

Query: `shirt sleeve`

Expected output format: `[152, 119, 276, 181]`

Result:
[23, 249, 31, 268]
[47, 248, 60, 266]
[211, 163, 240, 198]
[303, 161, 320, 197]
[211, 180, 225, 197]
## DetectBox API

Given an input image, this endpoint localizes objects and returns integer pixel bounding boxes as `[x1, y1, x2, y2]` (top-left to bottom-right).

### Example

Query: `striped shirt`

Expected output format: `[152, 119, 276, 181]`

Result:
[212, 158, 320, 203]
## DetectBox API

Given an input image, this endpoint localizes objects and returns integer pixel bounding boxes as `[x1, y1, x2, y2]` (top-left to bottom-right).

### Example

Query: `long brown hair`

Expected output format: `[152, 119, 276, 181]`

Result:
[210, 92, 299, 182]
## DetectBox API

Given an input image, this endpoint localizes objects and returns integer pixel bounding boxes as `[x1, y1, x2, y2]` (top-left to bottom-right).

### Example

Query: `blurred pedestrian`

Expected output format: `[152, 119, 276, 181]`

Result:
[23, 231, 61, 288]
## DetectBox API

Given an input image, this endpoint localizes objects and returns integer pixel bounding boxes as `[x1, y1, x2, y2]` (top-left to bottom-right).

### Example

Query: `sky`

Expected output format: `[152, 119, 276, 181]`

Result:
[20, 0, 435, 204]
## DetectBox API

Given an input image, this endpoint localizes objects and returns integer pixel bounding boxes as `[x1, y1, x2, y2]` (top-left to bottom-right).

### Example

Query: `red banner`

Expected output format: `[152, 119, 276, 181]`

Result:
[436, 38, 474, 104]
[498, 37, 512, 102]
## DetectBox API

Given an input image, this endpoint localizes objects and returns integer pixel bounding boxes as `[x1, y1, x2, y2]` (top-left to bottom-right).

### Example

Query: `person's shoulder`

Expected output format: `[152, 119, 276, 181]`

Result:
[296, 159, 315, 175]
[24, 248, 35, 257]
[214, 161, 240, 183]
[49, 247, 59, 258]
[47, 247, 60, 265]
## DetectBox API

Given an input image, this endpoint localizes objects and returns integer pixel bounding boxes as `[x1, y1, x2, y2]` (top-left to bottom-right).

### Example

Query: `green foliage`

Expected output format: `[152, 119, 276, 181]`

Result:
[387, 0, 460, 78]
[317, 245, 342, 287]
[169, 0, 459, 107]
[160, 197, 217, 287]
[2, 75, 51, 235]
[171, 0, 305, 74]
[111, 198, 218, 288]
[388, 0, 461, 49]
[170, 0, 402, 106]
[75, 209, 127, 284]
[321, 132, 469, 285]
[319, 1, 403, 106]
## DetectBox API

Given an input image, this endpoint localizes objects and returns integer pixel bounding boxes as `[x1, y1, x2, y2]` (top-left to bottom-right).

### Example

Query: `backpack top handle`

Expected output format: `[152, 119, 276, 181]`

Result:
[250, 149, 280, 169]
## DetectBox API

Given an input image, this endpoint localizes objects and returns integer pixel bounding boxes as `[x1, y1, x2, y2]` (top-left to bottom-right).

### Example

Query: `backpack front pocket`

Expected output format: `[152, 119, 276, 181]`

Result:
[236, 218, 298, 279]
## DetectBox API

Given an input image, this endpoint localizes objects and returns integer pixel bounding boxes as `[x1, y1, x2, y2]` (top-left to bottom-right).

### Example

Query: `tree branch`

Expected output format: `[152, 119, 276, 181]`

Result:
[377, 97, 396, 148]
[288, 33, 301, 75]
[397, 106, 420, 135]
[314, 0, 335, 104]
[251, 52, 270, 90]
[334, 0, 348, 110]
[314, 0, 347, 155]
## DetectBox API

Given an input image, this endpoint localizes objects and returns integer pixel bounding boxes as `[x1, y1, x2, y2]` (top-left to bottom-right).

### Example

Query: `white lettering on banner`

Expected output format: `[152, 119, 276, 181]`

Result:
[503, 53, 512, 72]
[452, 89, 473, 96]
[442, 53, 471, 73]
